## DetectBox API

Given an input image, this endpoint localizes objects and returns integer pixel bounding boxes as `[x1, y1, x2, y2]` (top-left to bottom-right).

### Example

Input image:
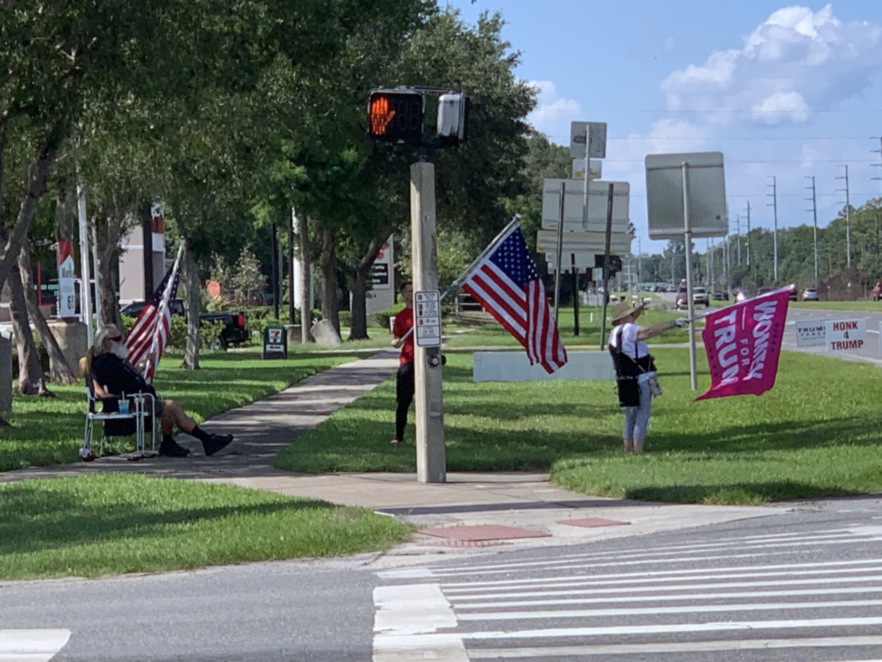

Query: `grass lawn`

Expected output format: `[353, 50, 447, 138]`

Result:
[1, 350, 355, 471]
[0, 349, 411, 580]
[274, 347, 882, 505]
[0, 474, 411, 580]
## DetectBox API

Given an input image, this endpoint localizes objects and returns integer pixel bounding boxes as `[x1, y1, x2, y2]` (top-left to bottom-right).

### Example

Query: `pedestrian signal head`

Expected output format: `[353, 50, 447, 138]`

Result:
[368, 89, 424, 145]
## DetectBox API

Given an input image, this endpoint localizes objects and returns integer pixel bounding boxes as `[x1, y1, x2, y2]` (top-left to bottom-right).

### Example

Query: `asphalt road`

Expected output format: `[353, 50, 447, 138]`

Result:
[375, 499, 882, 661]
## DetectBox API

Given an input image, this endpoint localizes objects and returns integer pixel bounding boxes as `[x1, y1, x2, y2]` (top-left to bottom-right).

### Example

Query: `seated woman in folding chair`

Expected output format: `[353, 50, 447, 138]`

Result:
[84, 324, 235, 458]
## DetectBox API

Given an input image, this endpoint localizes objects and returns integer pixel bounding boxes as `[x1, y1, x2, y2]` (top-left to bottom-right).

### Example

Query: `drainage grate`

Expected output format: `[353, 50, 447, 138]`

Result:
[418, 524, 551, 541]
[558, 517, 631, 528]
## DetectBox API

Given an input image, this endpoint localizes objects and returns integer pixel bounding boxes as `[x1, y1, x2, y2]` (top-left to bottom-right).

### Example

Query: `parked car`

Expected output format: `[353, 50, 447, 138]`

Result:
[788, 285, 798, 301]
[802, 287, 819, 301]
[712, 291, 729, 301]
[692, 286, 710, 307]
[120, 299, 249, 350]
[675, 288, 688, 311]
[872, 281, 882, 301]
[120, 298, 186, 317]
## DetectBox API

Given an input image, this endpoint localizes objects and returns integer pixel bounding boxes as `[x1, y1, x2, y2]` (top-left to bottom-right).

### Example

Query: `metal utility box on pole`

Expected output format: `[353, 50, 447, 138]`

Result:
[645, 152, 727, 391]
[410, 162, 446, 484]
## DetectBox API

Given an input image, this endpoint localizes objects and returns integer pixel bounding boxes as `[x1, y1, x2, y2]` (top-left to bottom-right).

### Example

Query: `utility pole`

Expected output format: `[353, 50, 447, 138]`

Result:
[871, 138, 882, 254]
[745, 200, 751, 271]
[806, 176, 820, 287]
[767, 176, 779, 281]
[735, 213, 741, 265]
[836, 165, 852, 268]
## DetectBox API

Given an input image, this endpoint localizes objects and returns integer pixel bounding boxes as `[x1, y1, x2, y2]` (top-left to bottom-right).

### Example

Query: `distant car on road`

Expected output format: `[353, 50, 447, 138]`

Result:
[802, 287, 819, 301]
[692, 286, 710, 307]
[788, 285, 798, 301]
[712, 291, 729, 301]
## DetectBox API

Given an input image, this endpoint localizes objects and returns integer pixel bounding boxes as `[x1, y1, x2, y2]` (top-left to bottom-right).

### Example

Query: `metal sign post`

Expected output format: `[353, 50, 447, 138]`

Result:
[645, 152, 727, 390]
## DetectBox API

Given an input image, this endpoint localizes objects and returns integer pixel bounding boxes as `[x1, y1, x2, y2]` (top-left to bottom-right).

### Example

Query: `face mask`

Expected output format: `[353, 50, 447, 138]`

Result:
[111, 341, 129, 360]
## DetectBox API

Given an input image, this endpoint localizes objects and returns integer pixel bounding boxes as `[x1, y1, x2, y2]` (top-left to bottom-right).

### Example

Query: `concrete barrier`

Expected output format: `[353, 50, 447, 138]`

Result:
[47, 321, 88, 374]
[473, 350, 615, 382]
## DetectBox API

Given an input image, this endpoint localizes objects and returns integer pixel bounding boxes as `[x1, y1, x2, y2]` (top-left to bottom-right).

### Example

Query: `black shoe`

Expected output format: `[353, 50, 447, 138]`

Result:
[159, 440, 191, 458]
[203, 433, 234, 457]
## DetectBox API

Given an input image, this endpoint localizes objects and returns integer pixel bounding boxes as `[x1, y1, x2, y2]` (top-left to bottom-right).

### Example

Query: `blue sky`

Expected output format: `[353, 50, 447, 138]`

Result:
[446, 1, 882, 253]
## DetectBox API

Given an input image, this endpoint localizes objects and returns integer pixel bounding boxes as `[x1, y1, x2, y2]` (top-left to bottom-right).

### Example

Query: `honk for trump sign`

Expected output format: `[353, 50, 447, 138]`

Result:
[825, 318, 866, 352]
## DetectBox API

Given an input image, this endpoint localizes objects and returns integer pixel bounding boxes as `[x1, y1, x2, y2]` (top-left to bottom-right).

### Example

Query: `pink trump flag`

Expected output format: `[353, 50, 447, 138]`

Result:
[697, 286, 791, 401]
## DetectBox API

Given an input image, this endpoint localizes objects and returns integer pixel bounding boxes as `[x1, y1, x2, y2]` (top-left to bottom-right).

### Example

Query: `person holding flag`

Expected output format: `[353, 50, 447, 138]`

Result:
[609, 301, 687, 454]
[390, 281, 415, 446]
[85, 324, 235, 457]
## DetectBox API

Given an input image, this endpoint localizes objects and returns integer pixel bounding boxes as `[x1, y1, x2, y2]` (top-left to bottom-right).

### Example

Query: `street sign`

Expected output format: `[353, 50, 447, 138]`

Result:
[570, 121, 607, 159]
[541, 179, 630, 232]
[536, 229, 632, 255]
[645, 152, 727, 239]
[414, 290, 442, 347]
[572, 159, 602, 180]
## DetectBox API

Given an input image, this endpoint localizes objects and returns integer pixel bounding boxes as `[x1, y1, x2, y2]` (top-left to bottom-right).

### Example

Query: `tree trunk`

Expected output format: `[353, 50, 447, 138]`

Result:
[182, 242, 201, 370]
[348, 235, 387, 341]
[0, 122, 65, 300]
[8, 266, 48, 395]
[317, 225, 339, 334]
[95, 212, 126, 330]
[19, 245, 76, 385]
[298, 213, 312, 343]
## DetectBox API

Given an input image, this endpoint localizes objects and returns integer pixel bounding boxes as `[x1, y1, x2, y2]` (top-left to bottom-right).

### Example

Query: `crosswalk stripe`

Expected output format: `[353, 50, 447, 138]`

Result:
[442, 559, 882, 591]
[427, 538, 863, 577]
[0, 630, 70, 662]
[462, 616, 882, 639]
[373, 584, 467, 662]
[454, 584, 882, 609]
[448, 573, 882, 602]
[456, 598, 882, 621]
[464, 635, 882, 659]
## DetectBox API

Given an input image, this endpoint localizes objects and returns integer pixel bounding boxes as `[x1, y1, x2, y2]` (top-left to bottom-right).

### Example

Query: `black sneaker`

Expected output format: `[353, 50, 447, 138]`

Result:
[203, 433, 234, 457]
[159, 440, 191, 458]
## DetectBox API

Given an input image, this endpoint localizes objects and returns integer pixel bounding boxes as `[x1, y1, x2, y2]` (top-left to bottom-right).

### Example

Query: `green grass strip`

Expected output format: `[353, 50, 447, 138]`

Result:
[0, 474, 412, 580]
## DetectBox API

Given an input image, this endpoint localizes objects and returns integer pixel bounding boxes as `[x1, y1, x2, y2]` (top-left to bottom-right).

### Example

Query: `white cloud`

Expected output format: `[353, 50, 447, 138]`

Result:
[526, 79, 580, 139]
[750, 90, 810, 123]
[661, 4, 882, 126]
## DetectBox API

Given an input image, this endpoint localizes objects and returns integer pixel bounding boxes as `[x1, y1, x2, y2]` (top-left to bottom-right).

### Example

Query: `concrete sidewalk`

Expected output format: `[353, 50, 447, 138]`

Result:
[3, 351, 783, 559]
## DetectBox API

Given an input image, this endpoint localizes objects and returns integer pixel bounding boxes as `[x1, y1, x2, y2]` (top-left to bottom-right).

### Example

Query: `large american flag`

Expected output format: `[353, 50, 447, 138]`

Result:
[126, 245, 183, 383]
[462, 224, 567, 373]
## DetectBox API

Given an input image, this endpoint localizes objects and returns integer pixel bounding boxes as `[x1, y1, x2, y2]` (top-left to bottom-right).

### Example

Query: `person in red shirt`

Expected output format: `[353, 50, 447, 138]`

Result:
[391, 281, 415, 445]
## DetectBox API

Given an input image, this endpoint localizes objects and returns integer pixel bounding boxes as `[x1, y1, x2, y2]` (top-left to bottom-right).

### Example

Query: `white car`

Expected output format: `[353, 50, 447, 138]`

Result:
[802, 287, 819, 301]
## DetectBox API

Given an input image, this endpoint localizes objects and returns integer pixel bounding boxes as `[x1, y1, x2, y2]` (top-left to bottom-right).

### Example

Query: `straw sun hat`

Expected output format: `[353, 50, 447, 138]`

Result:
[611, 300, 644, 324]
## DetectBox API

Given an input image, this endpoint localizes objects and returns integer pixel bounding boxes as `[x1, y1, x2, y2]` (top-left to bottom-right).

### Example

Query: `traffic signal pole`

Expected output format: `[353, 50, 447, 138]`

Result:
[410, 161, 446, 483]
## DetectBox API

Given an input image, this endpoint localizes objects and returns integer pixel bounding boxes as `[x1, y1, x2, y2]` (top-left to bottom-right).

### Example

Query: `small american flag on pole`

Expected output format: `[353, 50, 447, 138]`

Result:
[126, 242, 184, 383]
[462, 223, 567, 373]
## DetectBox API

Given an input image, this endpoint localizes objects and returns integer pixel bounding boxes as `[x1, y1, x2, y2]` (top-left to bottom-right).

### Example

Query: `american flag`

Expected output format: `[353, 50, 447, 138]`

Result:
[462, 224, 567, 373]
[126, 244, 183, 383]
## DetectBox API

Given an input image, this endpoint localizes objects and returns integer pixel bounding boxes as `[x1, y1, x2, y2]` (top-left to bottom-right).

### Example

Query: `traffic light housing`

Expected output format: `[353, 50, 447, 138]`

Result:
[367, 88, 424, 146]
[437, 92, 467, 145]
[595, 254, 622, 276]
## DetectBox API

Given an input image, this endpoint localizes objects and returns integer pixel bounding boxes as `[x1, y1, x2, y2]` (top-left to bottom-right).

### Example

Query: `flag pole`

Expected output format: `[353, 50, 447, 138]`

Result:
[398, 215, 522, 341]
[142, 240, 185, 378]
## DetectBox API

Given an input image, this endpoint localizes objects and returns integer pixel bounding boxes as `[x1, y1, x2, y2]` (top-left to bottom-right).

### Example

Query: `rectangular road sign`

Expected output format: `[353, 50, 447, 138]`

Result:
[570, 121, 607, 159]
[541, 179, 630, 233]
[414, 290, 442, 347]
[536, 230, 632, 256]
[572, 159, 602, 180]
[645, 151, 727, 239]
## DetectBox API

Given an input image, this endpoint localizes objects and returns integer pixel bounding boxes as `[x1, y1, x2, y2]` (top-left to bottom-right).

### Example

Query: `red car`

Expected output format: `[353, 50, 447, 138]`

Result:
[873, 281, 882, 302]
